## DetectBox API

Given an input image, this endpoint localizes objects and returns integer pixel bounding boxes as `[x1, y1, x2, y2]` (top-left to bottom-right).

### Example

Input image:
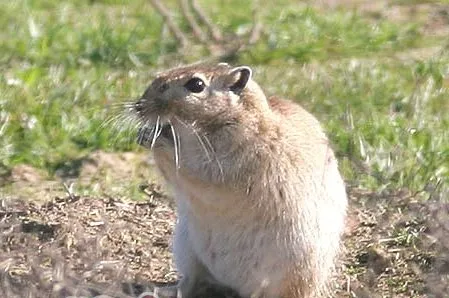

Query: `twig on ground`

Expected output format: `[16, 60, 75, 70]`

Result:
[62, 182, 79, 201]
[180, 0, 207, 43]
[149, 0, 189, 48]
[248, 1, 263, 45]
[149, 0, 263, 59]
[190, 0, 223, 42]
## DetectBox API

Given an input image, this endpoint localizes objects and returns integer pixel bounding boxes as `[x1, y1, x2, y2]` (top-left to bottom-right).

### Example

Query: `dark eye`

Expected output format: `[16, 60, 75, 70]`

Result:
[184, 77, 206, 93]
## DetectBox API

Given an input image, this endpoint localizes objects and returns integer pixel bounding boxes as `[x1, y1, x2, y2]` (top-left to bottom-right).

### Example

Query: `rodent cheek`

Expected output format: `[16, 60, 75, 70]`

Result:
[187, 90, 207, 101]
[210, 89, 238, 106]
[228, 92, 240, 107]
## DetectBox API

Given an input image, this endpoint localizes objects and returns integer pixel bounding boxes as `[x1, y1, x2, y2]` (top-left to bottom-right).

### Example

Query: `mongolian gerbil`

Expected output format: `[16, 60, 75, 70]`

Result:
[134, 62, 347, 298]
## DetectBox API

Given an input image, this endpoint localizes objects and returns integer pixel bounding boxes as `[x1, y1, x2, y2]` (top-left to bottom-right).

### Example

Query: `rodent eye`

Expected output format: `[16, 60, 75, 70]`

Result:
[184, 77, 206, 93]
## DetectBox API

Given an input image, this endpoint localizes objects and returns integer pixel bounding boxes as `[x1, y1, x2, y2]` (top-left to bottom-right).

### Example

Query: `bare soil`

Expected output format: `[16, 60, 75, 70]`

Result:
[0, 152, 448, 298]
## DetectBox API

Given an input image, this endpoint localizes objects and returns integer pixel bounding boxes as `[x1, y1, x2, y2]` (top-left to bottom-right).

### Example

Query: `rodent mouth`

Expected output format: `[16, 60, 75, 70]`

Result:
[137, 123, 173, 148]
[160, 124, 173, 140]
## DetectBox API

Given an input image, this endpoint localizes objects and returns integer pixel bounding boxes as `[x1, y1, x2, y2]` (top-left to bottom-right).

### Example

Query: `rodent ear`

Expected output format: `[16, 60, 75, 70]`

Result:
[228, 66, 252, 94]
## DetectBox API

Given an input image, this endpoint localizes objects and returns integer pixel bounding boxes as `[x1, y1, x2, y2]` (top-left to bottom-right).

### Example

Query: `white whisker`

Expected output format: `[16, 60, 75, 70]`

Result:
[176, 127, 181, 168]
[150, 116, 161, 149]
[97, 104, 143, 147]
[174, 116, 212, 162]
[169, 120, 181, 170]
[173, 116, 224, 182]
[202, 134, 224, 182]
[137, 127, 145, 145]
[195, 133, 212, 162]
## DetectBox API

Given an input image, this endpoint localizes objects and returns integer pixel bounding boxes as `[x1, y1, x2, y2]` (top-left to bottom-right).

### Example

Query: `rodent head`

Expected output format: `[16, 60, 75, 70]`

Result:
[134, 62, 269, 150]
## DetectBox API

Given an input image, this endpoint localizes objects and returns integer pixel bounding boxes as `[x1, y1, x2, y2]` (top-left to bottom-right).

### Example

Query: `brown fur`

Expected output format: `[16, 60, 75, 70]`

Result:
[135, 62, 348, 298]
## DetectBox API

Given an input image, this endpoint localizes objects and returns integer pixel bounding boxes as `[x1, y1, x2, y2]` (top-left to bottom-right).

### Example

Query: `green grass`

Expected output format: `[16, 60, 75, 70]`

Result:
[0, 0, 448, 199]
[392, 0, 449, 4]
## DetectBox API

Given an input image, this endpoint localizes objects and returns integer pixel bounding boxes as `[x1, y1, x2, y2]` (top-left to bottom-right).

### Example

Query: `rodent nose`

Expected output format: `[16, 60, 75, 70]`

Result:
[150, 78, 169, 94]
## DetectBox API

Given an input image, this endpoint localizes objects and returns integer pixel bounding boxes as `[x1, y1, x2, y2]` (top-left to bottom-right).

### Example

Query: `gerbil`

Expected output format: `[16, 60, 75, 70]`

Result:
[133, 62, 347, 298]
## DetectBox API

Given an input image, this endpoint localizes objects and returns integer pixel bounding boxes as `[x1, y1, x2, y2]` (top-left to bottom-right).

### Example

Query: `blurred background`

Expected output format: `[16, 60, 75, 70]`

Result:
[0, 0, 448, 297]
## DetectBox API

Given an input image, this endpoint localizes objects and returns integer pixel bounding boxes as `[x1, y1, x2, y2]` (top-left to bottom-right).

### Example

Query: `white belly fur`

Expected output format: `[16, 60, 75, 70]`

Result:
[173, 190, 297, 298]
[170, 155, 347, 298]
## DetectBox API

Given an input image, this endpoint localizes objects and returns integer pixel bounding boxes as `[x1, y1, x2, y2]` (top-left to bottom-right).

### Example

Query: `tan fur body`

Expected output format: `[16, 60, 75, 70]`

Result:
[135, 62, 347, 298]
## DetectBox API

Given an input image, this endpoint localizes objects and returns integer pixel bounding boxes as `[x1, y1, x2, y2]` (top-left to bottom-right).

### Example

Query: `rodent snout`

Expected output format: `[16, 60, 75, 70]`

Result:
[150, 77, 169, 94]
[134, 95, 167, 117]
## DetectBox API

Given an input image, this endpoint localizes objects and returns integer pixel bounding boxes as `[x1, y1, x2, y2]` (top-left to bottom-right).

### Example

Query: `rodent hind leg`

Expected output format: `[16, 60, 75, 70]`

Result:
[173, 216, 212, 298]
[153, 228, 207, 298]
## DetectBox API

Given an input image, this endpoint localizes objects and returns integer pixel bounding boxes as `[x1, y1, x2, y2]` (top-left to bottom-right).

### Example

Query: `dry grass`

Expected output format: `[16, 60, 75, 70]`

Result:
[0, 178, 448, 297]
[0, 193, 176, 298]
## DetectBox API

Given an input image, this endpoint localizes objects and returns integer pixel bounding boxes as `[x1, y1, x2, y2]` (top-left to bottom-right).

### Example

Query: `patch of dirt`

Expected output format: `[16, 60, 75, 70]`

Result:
[336, 189, 449, 297]
[9, 164, 47, 183]
[0, 150, 162, 203]
[0, 185, 448, 297]
[55, 150, 153, 182]
[0, 189, 177, 298]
